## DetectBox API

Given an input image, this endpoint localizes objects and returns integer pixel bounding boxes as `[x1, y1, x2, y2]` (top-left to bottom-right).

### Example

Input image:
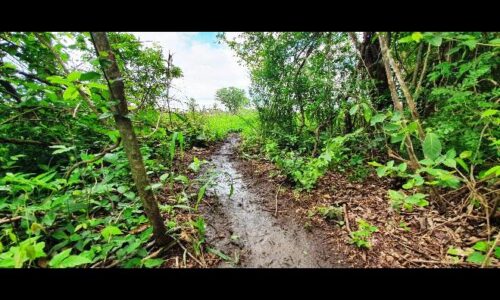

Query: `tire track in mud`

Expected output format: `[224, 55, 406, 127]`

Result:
[201, 134, 343, 268]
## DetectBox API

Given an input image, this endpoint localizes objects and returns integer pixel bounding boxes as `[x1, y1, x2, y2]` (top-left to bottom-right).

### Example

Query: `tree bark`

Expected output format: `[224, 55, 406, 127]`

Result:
[349, 32, 391, 110]
[379, 33, 425, 141]
[378, 33, 420, 170]
[90, 32, 170, 246]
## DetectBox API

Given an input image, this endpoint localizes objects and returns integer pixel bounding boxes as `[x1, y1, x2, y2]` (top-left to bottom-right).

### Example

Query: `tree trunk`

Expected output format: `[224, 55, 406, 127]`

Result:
[378, 33, 420, 170]
[350, 32, 391, 110]
[90, 32, 170, 246]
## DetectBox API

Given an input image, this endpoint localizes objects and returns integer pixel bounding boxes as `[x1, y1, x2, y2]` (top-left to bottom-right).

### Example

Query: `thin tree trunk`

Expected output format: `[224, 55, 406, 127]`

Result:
[90, 32, 170, 246]
[165, 51, 173, 127]
[411, 43, 424, 88]
[378, 33, 420, 170]
[379, 33, 425, 141]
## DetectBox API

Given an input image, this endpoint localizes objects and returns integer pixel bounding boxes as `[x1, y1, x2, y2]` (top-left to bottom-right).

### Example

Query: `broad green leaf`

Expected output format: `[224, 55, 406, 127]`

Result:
[58, 255, 91, 268]
[67, 71, 81, 82]
[80, 71, 101, 81]
[49, 248, 72, 267]
[63, 86, 79, 100]
[411, 32, 423, 42]
[443, 158, 456, 168]
[370, 114, 386, 126]
[472, 241, 488, 252]
[428, 35, 443, 47]
[455, 158, 469, 172]
[422, 133, 442, 160]
[101, 225, 122, 240]
[481, 165, 500, 179]
[143, 258, 164, 268]
[459, 151, 472, 159]
[467, 251, 486, 264]
[398, 35, 414, 43]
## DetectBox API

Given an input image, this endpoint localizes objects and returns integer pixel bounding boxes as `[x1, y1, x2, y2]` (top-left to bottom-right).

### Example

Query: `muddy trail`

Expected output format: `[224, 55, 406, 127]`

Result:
[200, 134, 343, 268]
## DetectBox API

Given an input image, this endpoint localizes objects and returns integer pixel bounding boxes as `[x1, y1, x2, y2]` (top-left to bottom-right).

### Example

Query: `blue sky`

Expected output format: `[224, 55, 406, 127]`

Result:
[193, 32, 219, 44]
[132, 32, 249, 110]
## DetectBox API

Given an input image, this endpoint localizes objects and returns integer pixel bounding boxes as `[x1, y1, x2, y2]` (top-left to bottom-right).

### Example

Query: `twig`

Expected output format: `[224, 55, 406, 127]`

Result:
[343, 204, 352, 234]
[481, 231, 500, 268]
[410, 259, 479, 267]
[174, 239, 205, 268]
[0, 216, 22, 225]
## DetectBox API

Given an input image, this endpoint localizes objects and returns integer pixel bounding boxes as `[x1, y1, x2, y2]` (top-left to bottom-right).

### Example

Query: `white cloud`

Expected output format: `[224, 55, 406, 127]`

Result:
[131, 32, 250, 110]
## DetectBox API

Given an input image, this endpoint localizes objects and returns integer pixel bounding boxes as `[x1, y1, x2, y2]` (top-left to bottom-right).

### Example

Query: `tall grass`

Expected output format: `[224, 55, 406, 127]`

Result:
[203, 109, 259, 140]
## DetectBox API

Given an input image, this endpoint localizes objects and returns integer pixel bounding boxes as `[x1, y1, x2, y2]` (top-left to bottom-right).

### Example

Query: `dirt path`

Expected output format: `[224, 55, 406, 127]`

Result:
[201, 134, 343, 268]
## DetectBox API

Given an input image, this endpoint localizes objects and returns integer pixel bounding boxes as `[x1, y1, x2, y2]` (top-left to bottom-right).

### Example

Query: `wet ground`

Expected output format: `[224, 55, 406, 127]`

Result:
[202, 134, 342, 268]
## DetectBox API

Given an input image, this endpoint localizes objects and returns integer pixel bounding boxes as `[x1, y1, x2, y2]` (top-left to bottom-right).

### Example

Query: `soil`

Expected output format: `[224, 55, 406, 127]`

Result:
[156, 134, 498, 268]
[199, 134, 499, 268]
[200, 134, 344, 267]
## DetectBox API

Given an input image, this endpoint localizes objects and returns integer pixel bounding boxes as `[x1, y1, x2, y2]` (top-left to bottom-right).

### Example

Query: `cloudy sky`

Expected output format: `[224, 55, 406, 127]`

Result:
[131, 32, 249, 109]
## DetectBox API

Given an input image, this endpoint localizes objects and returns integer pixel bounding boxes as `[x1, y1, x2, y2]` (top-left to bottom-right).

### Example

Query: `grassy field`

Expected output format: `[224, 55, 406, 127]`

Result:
[203, 109, 259, 140]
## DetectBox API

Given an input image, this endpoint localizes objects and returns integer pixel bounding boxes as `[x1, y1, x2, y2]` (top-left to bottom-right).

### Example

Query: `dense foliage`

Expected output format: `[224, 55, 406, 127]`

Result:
[1, 31, 498, 268]
[223, 32, 499, 264]
[215, 87, 249, 113]
[0, 32, 251, 268]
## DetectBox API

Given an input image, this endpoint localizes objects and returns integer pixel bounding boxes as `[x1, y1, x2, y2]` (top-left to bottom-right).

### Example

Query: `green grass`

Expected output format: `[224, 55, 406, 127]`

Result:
[203, 109, 259, 140]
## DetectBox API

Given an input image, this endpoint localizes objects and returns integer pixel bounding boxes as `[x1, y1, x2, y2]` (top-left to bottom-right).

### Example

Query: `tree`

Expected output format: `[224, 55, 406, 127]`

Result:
[215, 87, 249, 113]
[90, 32, 170, 246]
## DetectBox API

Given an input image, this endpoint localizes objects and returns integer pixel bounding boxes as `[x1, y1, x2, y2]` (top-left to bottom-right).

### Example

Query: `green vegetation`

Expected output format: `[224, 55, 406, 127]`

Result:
[215, 87, 249, 113]
[1, 31, 499, 268]
[203, 109, 259, 140]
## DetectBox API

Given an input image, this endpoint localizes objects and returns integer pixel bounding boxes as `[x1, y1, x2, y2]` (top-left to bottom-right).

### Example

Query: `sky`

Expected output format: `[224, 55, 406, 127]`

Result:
[131, 32, 250, 110]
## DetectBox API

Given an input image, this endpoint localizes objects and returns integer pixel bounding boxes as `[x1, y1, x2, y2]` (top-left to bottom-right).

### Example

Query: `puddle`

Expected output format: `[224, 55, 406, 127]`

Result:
[203, 134, 339, 268]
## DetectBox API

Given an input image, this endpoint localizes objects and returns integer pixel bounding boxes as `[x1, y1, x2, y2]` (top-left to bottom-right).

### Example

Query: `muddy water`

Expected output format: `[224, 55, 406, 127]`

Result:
[204, 134, 337, 268]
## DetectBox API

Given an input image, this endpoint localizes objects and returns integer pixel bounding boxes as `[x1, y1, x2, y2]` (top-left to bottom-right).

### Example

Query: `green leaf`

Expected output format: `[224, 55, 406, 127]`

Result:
[398, 35, 414, 44]
[481, 165, 500, 179]
[63, 86, 79, 100]
[428, 35, 443, 47]
[370, 114, 386, 126]
[80, 71, 101, 81]
[49, 145, 76, 155]
[455, 158, 469, 172]
[349, 104, 359, 116]
[467, 251, 486, 264]
[489, 38, 500, 46]
[419, 158, 435, 166]
[472, 241, 488, 252]
[462, 39, 477, 50]
[58, 255, 91, 268]
[49, 249, 72, 267]
[481, 109, 497, 118]
[67, 71, 82, 82]
[411, 32, 423, 42]
[459, 151, 472, 159]
[98, 111, 114, 120]
[422, 133, 442, 160]
[2, 62, 17, 70]
[101, 225, 122, 240]
[143, 258, 164, 268]
[361, 103, 372, 122]
[495, 247, 500, 259]
[208, 248, 231, 261]
[443, 158, 456, 168]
